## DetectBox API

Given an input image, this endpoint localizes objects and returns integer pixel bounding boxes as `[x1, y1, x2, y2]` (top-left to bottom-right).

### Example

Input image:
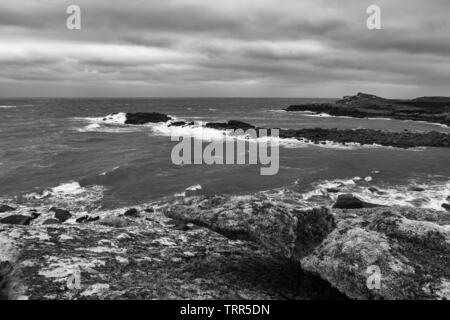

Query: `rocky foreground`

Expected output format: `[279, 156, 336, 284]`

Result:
[0, 193, 449, 300]
[285, 92, 450, 127]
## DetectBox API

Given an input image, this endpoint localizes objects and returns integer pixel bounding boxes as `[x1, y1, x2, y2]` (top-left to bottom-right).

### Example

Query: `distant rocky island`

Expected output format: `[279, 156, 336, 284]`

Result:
[285, 93, 450, 127]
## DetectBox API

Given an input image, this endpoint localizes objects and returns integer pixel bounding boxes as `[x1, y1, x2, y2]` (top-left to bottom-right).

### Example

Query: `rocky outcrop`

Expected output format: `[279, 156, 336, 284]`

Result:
[0, 208, 344, 300]
[332, 194, 383, 209]
[278, 128, 450, 148]
[124, 112, 172, 125]
[205, 120, 256, 131]
[165, 195, 450, 300]
[302, 207, 450, 300]
[165, 196, 335, 260]
[285, 93, 450, 126]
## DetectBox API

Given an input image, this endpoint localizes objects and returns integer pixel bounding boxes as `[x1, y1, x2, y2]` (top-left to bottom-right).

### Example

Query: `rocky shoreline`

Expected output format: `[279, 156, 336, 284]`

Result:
[285, 93, 450, 127]
[1, 191, 449, 300]
[120, 112, 450, 148]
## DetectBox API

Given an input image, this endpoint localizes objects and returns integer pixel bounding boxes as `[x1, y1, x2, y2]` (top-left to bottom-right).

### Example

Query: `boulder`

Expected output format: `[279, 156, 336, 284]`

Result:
[168, 121, 187, 127]
[301, 208, 450, 300]
[332, 194, 382, 209]
[124, 112, 171, 125]
[442, 203, 450, 212]
[50, 208, 72, 222]
[165, 195, 335, 260]
[42, 219, 61, 225]
[124, 208, 139, 218]
[0, 215, 33, 225]
[0, 205, 15, 213]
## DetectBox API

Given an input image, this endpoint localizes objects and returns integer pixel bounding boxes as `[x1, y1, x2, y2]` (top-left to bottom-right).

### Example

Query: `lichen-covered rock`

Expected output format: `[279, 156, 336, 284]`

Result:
[0, 209, 344, 300]
[165, 195, 335, 260]
[301, 208, 450, 300]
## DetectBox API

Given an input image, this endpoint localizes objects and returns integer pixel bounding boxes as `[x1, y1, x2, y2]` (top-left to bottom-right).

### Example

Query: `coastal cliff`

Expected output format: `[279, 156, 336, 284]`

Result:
[285, 93, 450, 127]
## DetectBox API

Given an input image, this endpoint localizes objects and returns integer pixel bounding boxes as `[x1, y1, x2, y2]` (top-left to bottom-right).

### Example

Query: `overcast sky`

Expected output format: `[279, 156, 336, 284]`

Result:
[0, 0, 449, 98]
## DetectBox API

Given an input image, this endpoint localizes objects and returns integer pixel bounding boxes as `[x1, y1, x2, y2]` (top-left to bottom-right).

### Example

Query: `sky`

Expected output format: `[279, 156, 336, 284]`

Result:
[0, 0, 449, 98]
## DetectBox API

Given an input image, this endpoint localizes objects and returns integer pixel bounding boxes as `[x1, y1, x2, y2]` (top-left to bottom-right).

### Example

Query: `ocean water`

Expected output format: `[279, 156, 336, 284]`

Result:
[0, 98, 449, 212]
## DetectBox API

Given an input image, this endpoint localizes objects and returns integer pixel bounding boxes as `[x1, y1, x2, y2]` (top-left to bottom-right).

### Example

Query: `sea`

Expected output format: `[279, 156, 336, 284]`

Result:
[0, 98, 449, 213]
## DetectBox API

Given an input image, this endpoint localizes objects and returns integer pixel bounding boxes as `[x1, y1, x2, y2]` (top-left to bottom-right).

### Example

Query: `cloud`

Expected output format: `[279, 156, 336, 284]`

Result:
[0, 0, 449, 97]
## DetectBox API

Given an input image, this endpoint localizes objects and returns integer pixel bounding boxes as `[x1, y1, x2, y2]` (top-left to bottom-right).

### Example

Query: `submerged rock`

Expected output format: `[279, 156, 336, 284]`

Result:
[125, 112, 171, 125]
[332, 194, 382, 209]
[442, 203, 450, 211]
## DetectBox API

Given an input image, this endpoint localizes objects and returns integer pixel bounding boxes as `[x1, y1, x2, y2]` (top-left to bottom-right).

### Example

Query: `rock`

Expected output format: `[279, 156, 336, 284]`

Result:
[165, 195, 335, 260]
[285, 93, 450, 127]
[0, 205, 16, 213]
[409, 186, 426, 192]
[332, 194, 382, 209]
[326, 188, 340, 193]
[168, 121, 187, 127]
[124, 112, 171, 125]
[144, 207, 154, 213]
[124, 208, 139, 218]
[75, 216, 100, 223]
[442, 203, 450, 211]
[0, 215, 33, 225]
[165, 195, 450, 300]
[42, 218, 61, 225]
[0, 211, 344, 300]
[205, 120, 255, 131]
[301, 208, 450, 300]
[50, 208, 72, 222]
[0, 261, 14, 300]
[31, 212, 40, 219]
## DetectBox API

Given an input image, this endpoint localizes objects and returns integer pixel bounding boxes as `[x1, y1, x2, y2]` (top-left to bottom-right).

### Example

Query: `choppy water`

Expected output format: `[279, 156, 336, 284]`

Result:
[0, 98, 449, 212]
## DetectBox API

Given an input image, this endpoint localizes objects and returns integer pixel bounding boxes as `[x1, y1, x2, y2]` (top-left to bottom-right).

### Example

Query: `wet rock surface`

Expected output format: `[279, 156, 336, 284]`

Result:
[125, 112, 172, 125]
[332, 194, 383, 209]
[285, 92, 450, 127]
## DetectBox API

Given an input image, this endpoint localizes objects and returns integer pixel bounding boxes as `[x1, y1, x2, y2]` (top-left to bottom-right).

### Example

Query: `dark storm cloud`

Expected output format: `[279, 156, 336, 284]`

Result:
[0, 0, 449, 97]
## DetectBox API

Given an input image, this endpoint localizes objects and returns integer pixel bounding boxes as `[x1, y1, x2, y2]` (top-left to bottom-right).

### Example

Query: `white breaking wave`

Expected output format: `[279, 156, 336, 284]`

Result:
[73, 112, 407, 150]
[0, 105, 16, 109]
[21, 181, 105, 213]
[301, 177, 450, 211]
